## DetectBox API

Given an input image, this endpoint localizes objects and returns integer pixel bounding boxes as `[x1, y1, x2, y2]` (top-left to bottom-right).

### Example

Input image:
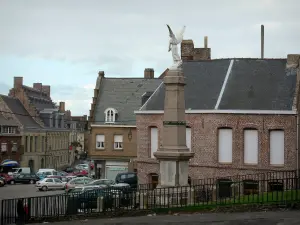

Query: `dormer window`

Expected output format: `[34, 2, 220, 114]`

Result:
[104, 108, 118, 123]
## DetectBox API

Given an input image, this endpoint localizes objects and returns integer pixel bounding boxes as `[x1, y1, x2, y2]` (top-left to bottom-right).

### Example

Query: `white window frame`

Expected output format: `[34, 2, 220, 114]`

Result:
[186, 127, 192, 151]
[1, 143, 7, 152]
[270, 130, 284, 166]
[244, 129, 259, 164]
[12, 142, 18, 152]
[104, 108, 118, 123]
[96, 135, 105, 149]
[150, 127, 158, 158]
[2, 126, 16, 134]
[218, 128, 233, 163]
[114, 135, 123, 150]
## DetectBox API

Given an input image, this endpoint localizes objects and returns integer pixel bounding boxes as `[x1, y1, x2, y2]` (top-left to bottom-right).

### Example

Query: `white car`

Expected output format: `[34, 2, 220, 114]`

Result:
[75, 164, 89, 170]
[36, 178, 67, 191]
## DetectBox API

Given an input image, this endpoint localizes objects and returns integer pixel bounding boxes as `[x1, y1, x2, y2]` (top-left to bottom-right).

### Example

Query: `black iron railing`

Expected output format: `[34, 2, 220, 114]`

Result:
[1, 171, 300, 225]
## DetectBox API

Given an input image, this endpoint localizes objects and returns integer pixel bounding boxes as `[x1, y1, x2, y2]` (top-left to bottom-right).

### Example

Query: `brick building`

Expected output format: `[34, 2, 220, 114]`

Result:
[0, 113, 23, 167]
[88, 70, 161, 179]
[0, 77, 73, 171]
[134, 40, 300, 185]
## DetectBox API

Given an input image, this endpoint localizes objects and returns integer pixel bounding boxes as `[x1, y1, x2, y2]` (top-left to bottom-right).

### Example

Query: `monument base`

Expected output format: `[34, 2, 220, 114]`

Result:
[154, 150, 194, 187]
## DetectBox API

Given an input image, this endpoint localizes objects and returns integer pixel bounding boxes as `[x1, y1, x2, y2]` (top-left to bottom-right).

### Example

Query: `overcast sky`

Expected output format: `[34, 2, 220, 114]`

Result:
[0, 0, 299, 115]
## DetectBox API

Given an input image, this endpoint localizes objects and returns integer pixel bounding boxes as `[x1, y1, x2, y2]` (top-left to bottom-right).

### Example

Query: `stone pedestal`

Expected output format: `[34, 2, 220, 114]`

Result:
[154, 68, 194, 189]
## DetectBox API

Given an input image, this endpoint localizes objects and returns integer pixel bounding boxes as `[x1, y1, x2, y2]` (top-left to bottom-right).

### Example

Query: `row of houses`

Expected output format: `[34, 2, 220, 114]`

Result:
[0, 78, 88, 172]
[87, 37, 300, 185]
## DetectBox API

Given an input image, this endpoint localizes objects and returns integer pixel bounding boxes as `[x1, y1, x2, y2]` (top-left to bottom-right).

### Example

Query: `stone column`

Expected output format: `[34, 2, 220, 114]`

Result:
[154, 68, 194, 187]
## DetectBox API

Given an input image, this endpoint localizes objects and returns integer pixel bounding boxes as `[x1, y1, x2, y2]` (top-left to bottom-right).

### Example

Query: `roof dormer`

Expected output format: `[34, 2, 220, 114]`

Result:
[104, 108, 118, 123]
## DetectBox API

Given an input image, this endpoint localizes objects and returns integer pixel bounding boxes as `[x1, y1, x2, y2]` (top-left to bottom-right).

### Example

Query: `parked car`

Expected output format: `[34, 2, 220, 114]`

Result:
[14, 173, 40, 184]
[8, 167, 31, 177]
[0, 173, 15, 184]
[36, 177, 67, 191]
[0, 176, 6, 185]
[87, 179, 115, 187]
[63, 167, 74, 173]
[65, 177, 93, 192]
[37, 169, 58, 176]
[0, 179, 4, 187]
[75, 164, 88, 170]
[115, 172, 137, 188]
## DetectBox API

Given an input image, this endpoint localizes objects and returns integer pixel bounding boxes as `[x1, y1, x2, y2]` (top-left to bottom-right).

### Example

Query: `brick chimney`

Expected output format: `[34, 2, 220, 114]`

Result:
[181, 37, 211, 61]
[33, 83, 42, 91]
[98, 71, 105, 77]
[144, 68, 154, 79]
[14, 77, 23, 89]
[42, 85, 51, 97]
[59, 101, 65, 112]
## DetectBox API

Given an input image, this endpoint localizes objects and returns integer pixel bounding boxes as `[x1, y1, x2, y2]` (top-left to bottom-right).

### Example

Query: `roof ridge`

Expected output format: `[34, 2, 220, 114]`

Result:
[185, 58, 286, 62]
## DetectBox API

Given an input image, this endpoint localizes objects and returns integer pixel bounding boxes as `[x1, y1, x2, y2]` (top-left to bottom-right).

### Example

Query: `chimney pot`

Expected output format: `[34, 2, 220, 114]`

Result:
[261, 25, 264, 59]
[204, 36, 208, 48]
[144, 68, 154, 79]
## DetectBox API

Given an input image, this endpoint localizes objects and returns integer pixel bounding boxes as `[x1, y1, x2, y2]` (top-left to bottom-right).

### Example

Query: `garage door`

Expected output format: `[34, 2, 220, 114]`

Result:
[105, 166, 128, 181]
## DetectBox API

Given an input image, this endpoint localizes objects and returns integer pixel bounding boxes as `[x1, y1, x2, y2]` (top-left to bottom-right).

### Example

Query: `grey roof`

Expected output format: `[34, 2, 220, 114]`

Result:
[23, 85, 56, 111]
[0, 95, 41, 129]
[142, 59, 296, 111]
[0, 114, 18, 126]
[94, 78, 162, 125]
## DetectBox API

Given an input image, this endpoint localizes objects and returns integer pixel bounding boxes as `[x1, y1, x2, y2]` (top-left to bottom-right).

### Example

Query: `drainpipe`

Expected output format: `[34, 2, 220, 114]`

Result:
[297, 114, 299, 177]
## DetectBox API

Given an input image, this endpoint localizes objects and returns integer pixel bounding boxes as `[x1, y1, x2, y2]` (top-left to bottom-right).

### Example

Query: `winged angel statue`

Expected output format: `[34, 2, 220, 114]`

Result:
[167, 24, 186, 69]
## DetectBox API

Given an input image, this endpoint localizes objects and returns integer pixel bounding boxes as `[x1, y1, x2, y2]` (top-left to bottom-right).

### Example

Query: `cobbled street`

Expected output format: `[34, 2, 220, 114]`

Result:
[30, 210, 300, 225]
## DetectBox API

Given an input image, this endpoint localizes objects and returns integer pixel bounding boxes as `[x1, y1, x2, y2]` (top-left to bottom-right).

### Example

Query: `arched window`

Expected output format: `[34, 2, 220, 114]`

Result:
[104, 108, 118, 123]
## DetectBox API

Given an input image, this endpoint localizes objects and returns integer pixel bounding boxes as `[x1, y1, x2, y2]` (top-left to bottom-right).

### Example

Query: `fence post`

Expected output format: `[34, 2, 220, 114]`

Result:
[1, 200, 4, 225]
[97, 197, 103, 212]
[188, 188, 194, 205]
[212, 185, 217, 203]
[139, 192, 148, 209]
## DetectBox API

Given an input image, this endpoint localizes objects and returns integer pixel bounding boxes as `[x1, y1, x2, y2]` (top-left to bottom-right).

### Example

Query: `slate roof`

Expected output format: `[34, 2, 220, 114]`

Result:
[94, 78, 162, 125]
[23, 85, 56, 111]
[0, 95, 41, 129]
[0, 114, 18, 126]
[141, 59, 296, 111]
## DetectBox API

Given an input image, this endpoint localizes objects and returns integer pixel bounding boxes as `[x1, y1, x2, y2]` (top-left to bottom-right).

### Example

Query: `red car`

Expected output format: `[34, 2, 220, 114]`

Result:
[0, 173, 15, 184]
[68, 169, 88, 176]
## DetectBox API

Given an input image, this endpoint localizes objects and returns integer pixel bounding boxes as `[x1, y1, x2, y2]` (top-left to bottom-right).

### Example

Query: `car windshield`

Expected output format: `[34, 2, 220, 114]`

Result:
[12, 168, 19, 172]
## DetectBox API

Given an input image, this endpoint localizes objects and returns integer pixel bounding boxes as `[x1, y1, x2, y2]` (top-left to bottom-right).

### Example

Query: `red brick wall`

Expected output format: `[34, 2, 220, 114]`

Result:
[136, 113, 297, 184]
[0, 136, 23, 163]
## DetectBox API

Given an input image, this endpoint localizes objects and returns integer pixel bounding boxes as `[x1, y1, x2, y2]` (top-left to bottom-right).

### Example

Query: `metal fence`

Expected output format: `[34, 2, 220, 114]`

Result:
[1, 171, 300, 225]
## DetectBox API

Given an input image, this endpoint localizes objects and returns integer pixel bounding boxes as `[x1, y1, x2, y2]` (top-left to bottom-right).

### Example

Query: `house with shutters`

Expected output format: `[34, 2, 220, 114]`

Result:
[88, 70, 161, 180]
[134, 39, 300, 187]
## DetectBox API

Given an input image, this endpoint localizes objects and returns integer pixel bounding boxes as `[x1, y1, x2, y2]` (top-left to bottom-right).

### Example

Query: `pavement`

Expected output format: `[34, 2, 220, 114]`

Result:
[29, 210, 300, 225]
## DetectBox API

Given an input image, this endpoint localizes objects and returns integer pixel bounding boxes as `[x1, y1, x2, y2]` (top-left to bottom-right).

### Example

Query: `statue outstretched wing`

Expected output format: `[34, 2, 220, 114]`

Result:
[167, 24, 176, 40]
[176, 26, 186, 43]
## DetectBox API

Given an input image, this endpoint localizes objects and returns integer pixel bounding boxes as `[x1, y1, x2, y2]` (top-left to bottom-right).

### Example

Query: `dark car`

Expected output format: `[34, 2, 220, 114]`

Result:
[15, 173, 40, 184]
[63, 167, 74, 173]
[115, 172, 137, 188]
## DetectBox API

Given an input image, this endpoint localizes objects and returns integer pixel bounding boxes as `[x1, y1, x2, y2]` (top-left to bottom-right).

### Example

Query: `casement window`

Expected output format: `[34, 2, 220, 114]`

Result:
[218, 128, 233, 163]
[270, 130, 284, 165]
[114, 135, 123, 150]
[96, 135, 105, 149]
[150, 127, 158, 158]
[244, 129, 259, 164]
[11, 142, 18, 152]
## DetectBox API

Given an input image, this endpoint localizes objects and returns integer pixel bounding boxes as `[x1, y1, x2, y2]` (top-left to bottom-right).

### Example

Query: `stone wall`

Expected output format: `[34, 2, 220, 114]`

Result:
[136, 113, 297, 184]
